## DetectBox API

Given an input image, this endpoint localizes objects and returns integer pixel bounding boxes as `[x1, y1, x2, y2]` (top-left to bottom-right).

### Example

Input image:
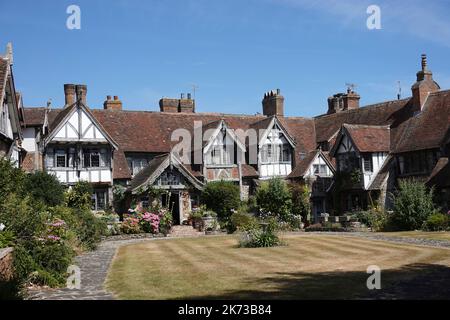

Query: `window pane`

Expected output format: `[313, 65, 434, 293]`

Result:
[84, 152, 90, 168]
[91, 153, 100, 167]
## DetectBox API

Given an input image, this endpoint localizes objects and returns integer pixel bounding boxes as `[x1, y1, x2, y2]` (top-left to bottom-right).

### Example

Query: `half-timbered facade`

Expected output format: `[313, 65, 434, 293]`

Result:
[20, 54, 450, 219]
[0, 43, 23, 165]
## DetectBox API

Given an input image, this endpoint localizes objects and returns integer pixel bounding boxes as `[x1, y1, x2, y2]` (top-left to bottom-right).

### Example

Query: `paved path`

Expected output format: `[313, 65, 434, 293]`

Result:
[27, 238, 152, 300]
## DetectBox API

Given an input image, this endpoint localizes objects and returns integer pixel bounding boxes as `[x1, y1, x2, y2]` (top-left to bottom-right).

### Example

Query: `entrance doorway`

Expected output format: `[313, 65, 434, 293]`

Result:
[161, 192, 181, 225]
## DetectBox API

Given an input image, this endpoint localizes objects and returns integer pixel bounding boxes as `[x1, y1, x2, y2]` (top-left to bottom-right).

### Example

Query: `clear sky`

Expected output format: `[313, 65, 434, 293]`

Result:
[1, 0, 450, 117]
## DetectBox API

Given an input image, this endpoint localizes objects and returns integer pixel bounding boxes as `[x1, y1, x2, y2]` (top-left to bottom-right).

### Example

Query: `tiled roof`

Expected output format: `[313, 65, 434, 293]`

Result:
[314, 98, 409, 143]
[0, 59, 9, 108]
[344, 124, 390, 153]
[287, 151, 318, 179]
[392, 90, 450, 153]
[130, 154, 169, 190]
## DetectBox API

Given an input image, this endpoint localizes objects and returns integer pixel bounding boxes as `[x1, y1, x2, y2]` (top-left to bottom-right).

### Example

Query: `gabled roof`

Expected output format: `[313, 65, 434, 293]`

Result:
[314, 98, 409, 143]
[392, 90, 450, 154]
[130, 153, 204, 193]
[202, 119, 247, 153]
[287, 150, 335, 179]
[0, 59, 8, 108]
[330, 124, 390, 157]
[43, 101, 119, 150]
[252, 116, 296, 148]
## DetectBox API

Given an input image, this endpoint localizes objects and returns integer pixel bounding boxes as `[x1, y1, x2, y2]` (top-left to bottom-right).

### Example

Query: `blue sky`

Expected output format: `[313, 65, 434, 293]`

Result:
[1, 0, 450, 117]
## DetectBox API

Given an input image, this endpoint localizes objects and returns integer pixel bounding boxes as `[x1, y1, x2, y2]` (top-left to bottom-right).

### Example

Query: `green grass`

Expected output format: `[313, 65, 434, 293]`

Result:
[105, 234, 450, 300]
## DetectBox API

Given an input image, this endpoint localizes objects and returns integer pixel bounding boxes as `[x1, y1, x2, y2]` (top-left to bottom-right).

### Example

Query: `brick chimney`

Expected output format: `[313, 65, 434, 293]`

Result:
[75, 84, 87, 105]
[411, 54, 440, 113]
[103, 95, 123, 111]
[64, 84, 76, 107]
[262, 89, 284, 117]
[327, 88, 360, 114]
[159, 93, 195, 113]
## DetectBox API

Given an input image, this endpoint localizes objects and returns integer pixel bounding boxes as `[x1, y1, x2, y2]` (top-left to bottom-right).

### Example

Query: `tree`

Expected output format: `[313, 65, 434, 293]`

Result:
[201, 181, 241, 221]
[24, 171, 65, 207]
[290, 183, 311, 223]
[392, 179, 437, 230]
[256, 178, 292, 221]
[66, 181, 93, 210]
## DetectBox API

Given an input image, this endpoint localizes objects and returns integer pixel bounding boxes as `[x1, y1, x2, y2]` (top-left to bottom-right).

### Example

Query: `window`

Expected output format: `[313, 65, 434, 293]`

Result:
[56, 150, 67, 167]
[363, 155, 373, 172]
[261, 143, 291, 163]
[91, 190, 107, 211]
[83, 149, 103, 168]
[159, 171, 181, 186]
[313, 164, 328, 175]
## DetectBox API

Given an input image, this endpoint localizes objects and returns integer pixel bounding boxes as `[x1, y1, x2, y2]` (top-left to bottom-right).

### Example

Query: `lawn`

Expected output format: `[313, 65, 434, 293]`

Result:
[105, 234, 450, 300]
[377, 231, 450, 241]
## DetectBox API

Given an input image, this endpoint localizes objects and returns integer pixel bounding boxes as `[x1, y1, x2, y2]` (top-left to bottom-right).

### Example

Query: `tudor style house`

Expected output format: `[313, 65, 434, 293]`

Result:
[21, 54, 450, 222]
[0, 43, 23, 165]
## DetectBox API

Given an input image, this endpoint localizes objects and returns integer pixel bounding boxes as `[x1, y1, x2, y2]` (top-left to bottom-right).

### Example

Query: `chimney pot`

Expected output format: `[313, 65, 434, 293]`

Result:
[104, 95, 122, 111]
[64, 84, 76, 107]
[75, 84, 87, 105]
[262, 89, 284, 117]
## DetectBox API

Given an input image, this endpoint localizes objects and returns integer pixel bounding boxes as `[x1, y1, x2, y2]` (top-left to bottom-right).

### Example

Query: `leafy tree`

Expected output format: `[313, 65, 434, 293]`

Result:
[256, 178, 292, 221]
[0, 158, 25, 207]
[24, 171, 65, 207]
[290, 183, 311, 223]
[391, 179, 437, 230]
[65, 181, 93, 210]
[201, 181, 241, 221]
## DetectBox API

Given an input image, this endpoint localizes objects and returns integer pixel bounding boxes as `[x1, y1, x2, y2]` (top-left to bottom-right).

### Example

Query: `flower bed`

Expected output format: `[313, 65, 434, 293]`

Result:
[120, 206, 173, 236]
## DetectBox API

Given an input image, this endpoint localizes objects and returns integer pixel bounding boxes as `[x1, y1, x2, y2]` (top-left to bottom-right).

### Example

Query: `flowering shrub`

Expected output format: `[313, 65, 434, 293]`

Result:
[121, 216, 142, 234]
[140, 212, 160, 234]
[122, 206, 173, 235]
[38, 218, 67, 244]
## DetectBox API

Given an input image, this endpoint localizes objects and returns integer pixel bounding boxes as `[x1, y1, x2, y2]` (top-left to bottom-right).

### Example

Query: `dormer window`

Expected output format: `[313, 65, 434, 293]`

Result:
[261, 143, 291, 164]
[363, 155, 373, 173]
[206, 129, 232, 165]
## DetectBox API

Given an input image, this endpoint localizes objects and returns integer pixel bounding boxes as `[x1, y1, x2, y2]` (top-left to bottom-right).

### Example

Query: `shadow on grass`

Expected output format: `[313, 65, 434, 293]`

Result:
[188, 264, 450, 300]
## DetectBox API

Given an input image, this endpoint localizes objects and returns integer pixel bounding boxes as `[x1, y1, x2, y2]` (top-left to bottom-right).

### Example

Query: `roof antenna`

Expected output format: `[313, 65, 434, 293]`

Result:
[190, 84, 199, 100]
[345, 83, 357, 93]
[397, 81, 402, 100]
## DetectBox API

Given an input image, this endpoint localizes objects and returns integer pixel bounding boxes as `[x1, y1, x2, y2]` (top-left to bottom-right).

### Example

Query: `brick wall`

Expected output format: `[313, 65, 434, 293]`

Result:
[0, 248, 14, 281]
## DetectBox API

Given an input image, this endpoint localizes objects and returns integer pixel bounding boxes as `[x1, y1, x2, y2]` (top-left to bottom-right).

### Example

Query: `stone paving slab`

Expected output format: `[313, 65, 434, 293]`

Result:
[26, 238, 152, 300]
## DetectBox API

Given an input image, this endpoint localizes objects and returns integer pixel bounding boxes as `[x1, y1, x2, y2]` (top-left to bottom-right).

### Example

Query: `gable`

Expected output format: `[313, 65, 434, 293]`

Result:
[336, 133, 356, 155]
[53, 108, 107, 141]
[260, 119, 295, 148]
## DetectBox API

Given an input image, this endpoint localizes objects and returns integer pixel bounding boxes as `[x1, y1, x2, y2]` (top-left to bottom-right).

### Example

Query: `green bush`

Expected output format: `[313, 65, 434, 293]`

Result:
[290, 183, 311, 223]
[256, 178, 292, 221]
[305, 223, 345, 232]
[0, 230, 16, 248]
[391, 180, 437, 231]
[32, 242, 74, 276]
[239, 218, 281, 248]
[72, 208, 107, 250]
[50, 206, 107, 250]
[230, 211, 259, 232]
[353, 206, 389, 231]
[66, 181, 93, 210]
[201, 181, 241, 221]
[0, 158, 26, 207]
[24, 171, 65, 207]
[0, 194, 45, 240]
[423, 213, 449, 231]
